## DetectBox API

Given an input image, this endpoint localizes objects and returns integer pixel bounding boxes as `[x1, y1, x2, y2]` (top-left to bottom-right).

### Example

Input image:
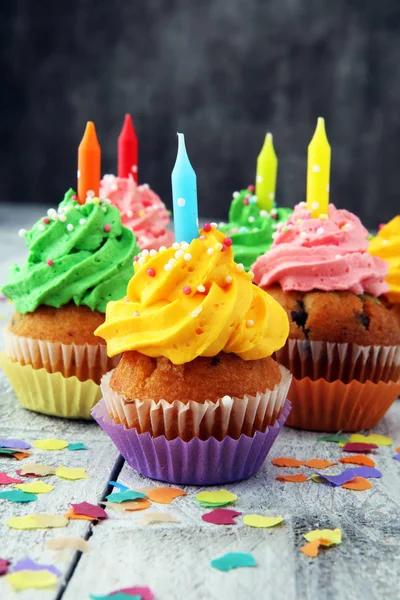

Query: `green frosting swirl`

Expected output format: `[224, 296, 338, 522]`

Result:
[3, 189, 140, 314]
[220, 188, 293, 270]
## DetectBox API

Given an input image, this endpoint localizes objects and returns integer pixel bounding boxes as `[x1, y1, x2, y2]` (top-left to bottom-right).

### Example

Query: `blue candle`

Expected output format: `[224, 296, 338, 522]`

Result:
[171, 133, 199, 243]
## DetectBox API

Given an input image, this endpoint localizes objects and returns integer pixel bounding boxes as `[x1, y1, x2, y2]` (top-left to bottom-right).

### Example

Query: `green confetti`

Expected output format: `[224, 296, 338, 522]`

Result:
[67, 443, 88, 451]
[0, 490, 38, 503]
[317, 434, 348, 444]
[211, 552, 257, 572]
[105, 490, 146, 503]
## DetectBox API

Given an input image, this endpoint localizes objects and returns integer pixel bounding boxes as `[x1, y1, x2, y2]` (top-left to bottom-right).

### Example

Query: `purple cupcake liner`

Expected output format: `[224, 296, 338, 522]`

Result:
[92, 398, 291, 485]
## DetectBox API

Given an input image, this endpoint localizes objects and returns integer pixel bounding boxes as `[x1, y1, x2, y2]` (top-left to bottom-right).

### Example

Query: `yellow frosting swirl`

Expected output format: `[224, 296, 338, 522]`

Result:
[369, 216, 400, 303]
[95, 226, 289, 363]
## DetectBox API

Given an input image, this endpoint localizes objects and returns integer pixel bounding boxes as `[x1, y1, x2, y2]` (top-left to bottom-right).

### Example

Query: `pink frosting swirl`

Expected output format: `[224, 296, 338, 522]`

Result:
[100, 175, 174, 251]
[252, 203, 389, 296]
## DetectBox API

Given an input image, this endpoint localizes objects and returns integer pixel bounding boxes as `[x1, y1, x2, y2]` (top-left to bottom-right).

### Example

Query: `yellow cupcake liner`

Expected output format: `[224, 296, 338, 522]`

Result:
[0, 352, 102, 419]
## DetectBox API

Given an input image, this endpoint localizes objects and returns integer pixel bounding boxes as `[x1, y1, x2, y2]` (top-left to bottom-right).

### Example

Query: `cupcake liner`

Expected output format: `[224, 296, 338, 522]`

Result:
[274, 338, 400, 384]
[92, 398, 291, 485]
[101, 365, 292, 441]
[4, 330, 119, 384]
[0, 352, 101, 419]
[286, 376, 400, 432]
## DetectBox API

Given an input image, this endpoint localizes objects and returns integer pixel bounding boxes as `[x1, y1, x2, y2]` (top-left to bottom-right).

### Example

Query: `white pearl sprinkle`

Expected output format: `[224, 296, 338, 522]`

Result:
[175, 249, 184, 259]
[38, 224, 45, 231]
[79, 218, 87, 225]
[190, 306, 203, 318]
[150, 249, 157, 256]
[271, 208, 278, 216]
[215, 243, 223, 251]
[172, 242, 180, 250]
[138, 257, 145, 265]
[211, 222, 217, 228]
[300, 232, 307, 239]
[184, 253, 192, 261]
[252, 227, 259, 232]
[159, 246, 167, 252]
[248, 271, 255, 279]
[248, 216, 255, 223]
[246, 319, 255, 327]
[87, 190, 95, 198]
[164, 264, 172, 271]
[177, 197, 186, 207]
[299, 202, 307, 207]
[102, 206, 107, 212]
[233, 191, 240, 198]
[311, 202, 319, 210]
[236, 263, 244, 271]
[272, 232, 278, 240]
[260, 210, 268, 218]
[207, 247, 214, 255]
[181, 241, 189, 249]
[142, 249, 149, 256]
[168, 258, 177, 266]
[59, 215, 67, 222]
[225, 275, 233, 283]
[316, 227, 324, 235]
[18, 229, 27, 237]
[67, 224, 74, 232]
[197, 285, 206, 293]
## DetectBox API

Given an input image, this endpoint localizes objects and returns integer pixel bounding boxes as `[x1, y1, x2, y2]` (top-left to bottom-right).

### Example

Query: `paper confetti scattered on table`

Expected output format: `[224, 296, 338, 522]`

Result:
[304, 459, 337, 469]
[393, 454, 400, 462]
[33, 439, 69, 451]
[352, 466, 382, 479]
[211, 552, 257, 572]
[70, 502, 108, 520]
[0, 472, 23, 485]
[339, 455, 376, 467]
[104, 499, 151, 513]
[243, 514, 284, 528]
[301, 540, 321, 557]
[7, 570, 58, 591]
[316, 470, 357, 486]
[47, 537, 90, 553]
[304, 528, 342, 546]
[0, 439, 31, 450]
[396, 446, 400, 453]
[347, 433, 392, 446]
[56, 466, 90, 480]
[7, 514, 68, 530]
[341, 443, 378, 453]
[67, 443, 88, 451]
[317, 434, 348, 443]
[342, 477, 372, 491]
[20, 464, 57, 476]
[0, 490, 37, 503]
[195, 489, 238, 506]
[271, 457, 304, 468]
[15, 481, 54, 494]
[11, 557, 61, 576]
[105, 490, 146, 503]
[90, 594, 141, 600]
[65, 509, 96, 521]
[114, 587, 155, 600]
[310, 474, 325, 483]
[146, 487, 187, 504]
[0, 558, 10, 576]
[276, 474, 308, 483]
[108, 481, 128, 491]
[141, 512, 180, 525]
[202, 509, 242, 525]
[13, 452, 30, 460]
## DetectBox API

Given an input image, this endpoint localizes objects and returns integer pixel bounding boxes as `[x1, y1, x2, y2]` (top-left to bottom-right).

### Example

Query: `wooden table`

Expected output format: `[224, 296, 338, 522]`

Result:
[0, 203, 399, 600]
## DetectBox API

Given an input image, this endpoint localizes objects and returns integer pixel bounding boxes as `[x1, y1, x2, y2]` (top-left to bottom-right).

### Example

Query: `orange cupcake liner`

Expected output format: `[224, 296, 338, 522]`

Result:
[286, 376, 400, 432]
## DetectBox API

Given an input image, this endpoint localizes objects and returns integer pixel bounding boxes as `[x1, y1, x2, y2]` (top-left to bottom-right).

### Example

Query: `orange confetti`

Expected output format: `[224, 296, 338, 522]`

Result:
[304, 459, 337, 469]
[64, 510, 96, 522]
[396, 447, 400, 453]
[146, 487, 187, 504]
[125, 499, 151, 511]
[342, 477, 372, 491]
[272, 457, 305, 468]
[276, 474, 308, 483]
[339, 455, 375, 467]
[301, 540, 320, 557]
[13, 452, 30, 461]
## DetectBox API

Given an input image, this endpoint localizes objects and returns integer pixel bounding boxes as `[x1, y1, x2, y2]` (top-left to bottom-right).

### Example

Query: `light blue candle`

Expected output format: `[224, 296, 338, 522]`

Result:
[171, 133, 199, 243]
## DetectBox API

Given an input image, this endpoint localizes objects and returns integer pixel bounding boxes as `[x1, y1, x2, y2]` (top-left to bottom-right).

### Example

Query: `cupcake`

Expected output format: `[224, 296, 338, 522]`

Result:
[369, 216, 400, 322]
[252, 202, 400, 432]
[219, 186, 292, 271]
[93, 224, 292, 485]
[0, 189, 140, 419]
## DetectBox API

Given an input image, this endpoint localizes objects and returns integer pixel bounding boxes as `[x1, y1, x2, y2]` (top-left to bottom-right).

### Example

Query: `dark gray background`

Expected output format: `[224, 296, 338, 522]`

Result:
[1, 0, 400, 226]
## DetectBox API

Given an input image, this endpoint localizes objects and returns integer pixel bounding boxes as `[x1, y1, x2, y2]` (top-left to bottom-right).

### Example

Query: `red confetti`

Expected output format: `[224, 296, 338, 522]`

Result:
[342, 443, 378, 453]
[201, 508, 242, 525]
[69, 502, 108, 520]
[0, 558, 10, 576]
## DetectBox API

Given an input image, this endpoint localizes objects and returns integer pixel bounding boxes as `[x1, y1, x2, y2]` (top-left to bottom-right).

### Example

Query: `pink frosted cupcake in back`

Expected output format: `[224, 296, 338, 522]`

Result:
[100, 175, 174, 251]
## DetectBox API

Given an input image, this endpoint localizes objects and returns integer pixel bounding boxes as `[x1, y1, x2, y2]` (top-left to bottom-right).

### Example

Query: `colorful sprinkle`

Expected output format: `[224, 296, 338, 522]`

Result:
[183, 286, 191, 295]
[224, 238, 233, 247]
[104, 224, 111, 232]
[46, 259, 54, 266]
[147, 268, 156, 277]
[203, 223, 211, 232]
[42, 217, 50, 224]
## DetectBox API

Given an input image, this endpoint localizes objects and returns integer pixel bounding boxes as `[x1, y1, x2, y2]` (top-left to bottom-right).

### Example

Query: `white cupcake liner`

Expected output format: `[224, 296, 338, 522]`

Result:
[100, 364, 292, 441]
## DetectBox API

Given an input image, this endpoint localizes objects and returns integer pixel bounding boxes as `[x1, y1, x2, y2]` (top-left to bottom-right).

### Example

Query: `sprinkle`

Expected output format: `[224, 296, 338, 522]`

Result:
[250, 196, 258, 204]
[133, 311, 140, 317]
[246, 320, 254, 327]
[276, 474, 308, 483]
[207, 248, 214, 255]
[221, 244, 227, 252]
[215, 242, 223, 251]
[175, 249, 184, 259]
[260, 210, 268, 217]
[225, 275, 233, 284]
[248, 216, 255, 224]
[224, 237, 233, 247]
[248, 271, 255, 279]
[190, 306, 203, 318]
[184, 253, 192, 261]
[319, 213, 328, 220]
[197, 285, 206, 293]
[67, 224, 74, 232]
[316, 227, 324, 235]
[300, 232, 307, 239]
[168, 258, 176, 266]
[236, 263, 244, 271]
[199, 235, 206, 240]
[233, 191, 240, 198]
[272, 232, 278, 240]
[159, 246, 167, 252]
[101, 206, 107, 212]
[42, 217, 50, 224]
[172, 242, 180, 250]
[38, 224, 45, 231]
[141, 249, 149, 256]
[59, 215, 66, 222]
[138, 257, 145, 265]
[46, 259, 54, 266]
[147, 268, 156, 277]
[149, 249, 157, 257]
[183, 286, 191, 295]
[180, 241, 189, 249]
[164, 264, 172, 271]
[211, 222, 217, 228]
[243, 198, 249, 206]
[203, 223, 212, 232]
[104, 224, 111, 232]
[79, 218, 86, 225]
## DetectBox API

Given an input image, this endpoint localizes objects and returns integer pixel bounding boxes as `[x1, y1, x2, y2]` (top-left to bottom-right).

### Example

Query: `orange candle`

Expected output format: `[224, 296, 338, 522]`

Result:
[78, 121, 101, 204]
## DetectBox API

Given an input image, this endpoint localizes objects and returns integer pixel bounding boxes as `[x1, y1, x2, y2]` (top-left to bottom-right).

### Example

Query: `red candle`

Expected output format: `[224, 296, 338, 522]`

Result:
[118, 114, 138, 182]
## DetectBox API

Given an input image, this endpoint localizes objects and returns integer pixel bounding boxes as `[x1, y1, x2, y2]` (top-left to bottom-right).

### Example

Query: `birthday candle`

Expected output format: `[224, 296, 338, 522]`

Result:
[78, 122, 101, 204]
[307, 117, 331, 218]
[118, 114, 138, 182]
[255, 133, 278, 212]
[171, 133, 198, 243]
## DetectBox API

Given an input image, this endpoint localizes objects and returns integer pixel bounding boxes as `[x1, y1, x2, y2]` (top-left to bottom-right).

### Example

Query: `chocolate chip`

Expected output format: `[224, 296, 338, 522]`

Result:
[210, 357, 220, 366]
[358, 313, 370, 329]
[291, 301, 310, 338]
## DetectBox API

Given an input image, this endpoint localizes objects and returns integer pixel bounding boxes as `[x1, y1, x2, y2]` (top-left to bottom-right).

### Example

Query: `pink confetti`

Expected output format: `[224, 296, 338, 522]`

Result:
[342, 443, 378, 453]
[70, 502, 108, 520]
[113, 587, 154, 600]
[0, 472, 23, 485]
[0, 558, 10, 576]
[201, 508, 242, 525]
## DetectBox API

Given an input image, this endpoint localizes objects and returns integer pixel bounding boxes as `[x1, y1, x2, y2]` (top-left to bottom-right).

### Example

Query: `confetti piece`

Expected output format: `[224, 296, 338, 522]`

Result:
[195, 489, 237, 506]
[393, 454, 400, 462]
[396, 446, 400, 453]
[7, 570, 58, 591]
[70, 502, 108, 520]
[339, 455, 376, 467]
[243, 514, 284, 528]
[342, 477, 372, 491]
[20, 463, 57, 476]
[0, 439, 31, 450]
[352, 466, 382, 479]
[91, 594, 141, 600]
[16, 469, 40, 479]
[276, 474, 308, 483]
[348, 433, 392, 446]
[13, 452, 30, 461]
[0, 472, 23, 485]
[146, 487, 187, 504]
[317, 434, 348, 444]
[11, 557, 61, 576]
[304, 528, 342, 546]
[65, 509, 96, 522]
[0, 558, 10, 576]
[108, 481, 128, 491]
[105, 490, 146, 503]
[141, 513, 180, 525]
[7, 514, 68, 530]
[15, 481, 54, 494]
[0, 490, 37, 503]
[301, 540, 320, 557]
[115, 588, 154, 600]
[104, 499, 151, 513]
[202, 509, 242, 525]
[0, 448, 19, 457]
[56, 466, 89, 480]
[47, 537, 90, 553]
[210, 552, 257, 572]
[33, 439, 68, 451]
[271, 457, 304, 468]
[310, 474, 325, 483]
[67, 443, 88, 451]
[304, 459, 337, 469]
[316, 470, 358, 486]
[341, 443, 378, 453]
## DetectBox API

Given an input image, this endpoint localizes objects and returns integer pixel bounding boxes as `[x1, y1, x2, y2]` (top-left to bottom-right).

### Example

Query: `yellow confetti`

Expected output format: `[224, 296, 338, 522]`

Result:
[348, 433, 392, 446]
[141, 512, 180, 525]
[243, 514, 284, 528]
[47, 537, 90, 553]
[7, 514, 68, 530]
[15, 481, 54, 494]
[20, 464, 57, 476]
[7, 570, 58, 591]
[34, 439, 69, 451]
[195, 489, 238, 505]
[55, 466, 89, 481]
[310, 474, 325, 483]
[304, 528, 342, 546]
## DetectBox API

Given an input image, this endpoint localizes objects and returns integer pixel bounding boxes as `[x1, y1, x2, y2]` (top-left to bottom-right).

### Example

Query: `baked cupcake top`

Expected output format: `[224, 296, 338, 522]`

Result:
[252, 203, 389, 296]
[2, 189, 139, 313]
[368, 216, 400, 303]
[220, 187, 292, 271]
[100, 175, 174, 251]
[95, 223, 289, 363]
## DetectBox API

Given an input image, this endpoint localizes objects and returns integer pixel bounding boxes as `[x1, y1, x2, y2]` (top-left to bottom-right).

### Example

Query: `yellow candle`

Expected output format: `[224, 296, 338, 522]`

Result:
[307, 117, 331, 218]
[255, 133, 278, 212]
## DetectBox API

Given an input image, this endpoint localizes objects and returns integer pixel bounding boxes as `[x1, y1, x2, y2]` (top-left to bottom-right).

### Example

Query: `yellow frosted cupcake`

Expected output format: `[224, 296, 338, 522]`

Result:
[369, 216, 400, 322]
